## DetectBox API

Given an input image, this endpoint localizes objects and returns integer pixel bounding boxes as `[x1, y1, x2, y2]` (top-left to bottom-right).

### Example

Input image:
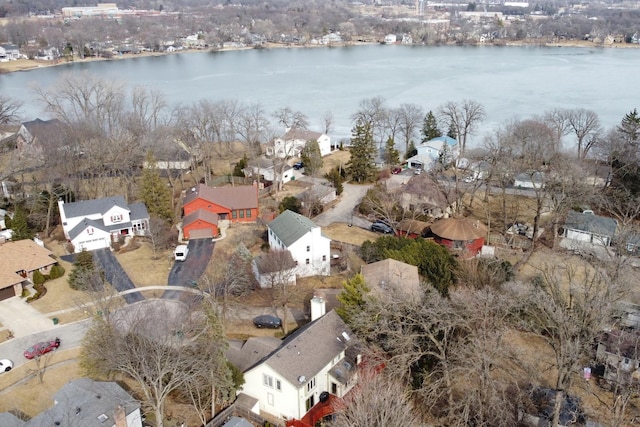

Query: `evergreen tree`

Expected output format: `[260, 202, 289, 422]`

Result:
[10, 206, 33, 241]
[406, 140, 417, 159]
[336, 273, 370, 324]
[618, 108, 640, 145]
[141, 152, 173, 222]
[447, 122, 458, 139]
[279, 196, 301, 213]
[383, 137, 400, 166]
[300, 139, 323, 176]
[233, 154, 248, 177]
[346, 121, 377, 183]
[325, 167, 345, 195]
[68, 250, 98, 290]
[421, 111, 442, 143]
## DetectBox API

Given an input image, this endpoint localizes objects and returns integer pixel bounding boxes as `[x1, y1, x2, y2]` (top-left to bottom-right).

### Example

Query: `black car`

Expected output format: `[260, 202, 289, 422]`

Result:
[253, 315, 282, 329]
[371, 221, 394, 234]
[293, 161, 304, 170]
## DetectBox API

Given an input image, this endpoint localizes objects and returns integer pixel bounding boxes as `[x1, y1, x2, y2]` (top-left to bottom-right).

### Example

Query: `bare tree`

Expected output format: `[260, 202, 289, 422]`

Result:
[333, 368, 425, 427]
[542, 108, 570, 151]
[257, 249, 299, 334]
[237, 102, 272, 155]
[146, 216, 172, 260]
[0, 94, 22, 127]
[272, 106, 309, 130]
[321, 110, 334, 135]
[396, 103, 424, 154]
[351, 96, 388, 148]
[508, 262, 625, 427]
[438, 99, 486, 155]
[566, 108, 602, 160]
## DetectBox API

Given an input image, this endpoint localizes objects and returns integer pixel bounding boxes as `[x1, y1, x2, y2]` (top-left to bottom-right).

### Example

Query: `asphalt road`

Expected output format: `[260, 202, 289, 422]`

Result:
[92, 248, 144, 304]
[313, 182, 373, 228]
[162, 238, 215, 299]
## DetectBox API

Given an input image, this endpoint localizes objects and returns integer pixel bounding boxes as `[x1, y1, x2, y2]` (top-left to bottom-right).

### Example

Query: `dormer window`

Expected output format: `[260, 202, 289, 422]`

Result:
[111, 214, 123, 222]
[87, 227, 94, 235]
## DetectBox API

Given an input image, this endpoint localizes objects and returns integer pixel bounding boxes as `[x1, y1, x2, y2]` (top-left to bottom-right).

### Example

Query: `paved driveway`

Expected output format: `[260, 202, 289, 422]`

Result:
[162, 238, 215, 299]
[92, 249, 144, 304]
[313, 182, 373, 228]
[0, 297, 58, 338]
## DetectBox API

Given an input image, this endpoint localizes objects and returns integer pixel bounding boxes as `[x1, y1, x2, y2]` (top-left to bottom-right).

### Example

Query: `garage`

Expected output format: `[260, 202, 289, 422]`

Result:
[0, 285, 16, 301]
[188, 228, 214, 239]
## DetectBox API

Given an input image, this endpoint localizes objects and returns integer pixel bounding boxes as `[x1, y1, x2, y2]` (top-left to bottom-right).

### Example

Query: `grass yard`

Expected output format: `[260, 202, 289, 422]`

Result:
[322, 222, 379, 246]
[115, 239, 173, 287]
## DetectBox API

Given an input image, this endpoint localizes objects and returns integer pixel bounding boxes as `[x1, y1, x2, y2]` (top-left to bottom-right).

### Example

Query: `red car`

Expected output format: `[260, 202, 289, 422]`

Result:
[24, 338, 61, 359]
[391, 167, 402, 174]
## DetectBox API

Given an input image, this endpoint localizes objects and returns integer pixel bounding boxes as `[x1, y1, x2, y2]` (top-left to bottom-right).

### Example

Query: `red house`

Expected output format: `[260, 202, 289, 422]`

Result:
[182, 184, 259, 239]
[429, 217, 487, 258]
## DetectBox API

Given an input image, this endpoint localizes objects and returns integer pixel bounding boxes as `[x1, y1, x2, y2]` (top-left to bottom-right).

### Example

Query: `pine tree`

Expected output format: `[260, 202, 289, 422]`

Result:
[421, 110, 442, 143]
[141, 152, 173, 222]
[68, 250, 97, 290]
[406, 140, 417, 159]
[300, 139, 323, 176]
[346, 121, 377, 183]
[233, 154, 248, 177]
[384, 137, 400, 166]
[447, 122, 458, 139]
[10, 206, 33, 241]
[618, 108, 640, 145]
[336, 273, 370, 324]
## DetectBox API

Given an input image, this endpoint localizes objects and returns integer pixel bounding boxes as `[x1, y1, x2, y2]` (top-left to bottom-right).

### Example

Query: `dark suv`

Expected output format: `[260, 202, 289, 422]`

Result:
[293, 161, 304, 170]
[371, 221, 394, 234]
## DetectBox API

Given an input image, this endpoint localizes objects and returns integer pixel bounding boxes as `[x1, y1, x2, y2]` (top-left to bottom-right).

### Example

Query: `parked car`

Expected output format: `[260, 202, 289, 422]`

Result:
[0, 359, 13, 372]
[414, 168, 423, 175]
[253, 315, 282, 329]
[464, 175, 476, 183]
[24, 338, 61, 359]
[293, 161, 304, 170]
[174, 245, 189, 262]
[371, 221, 394, 234]
[391, 167, 402, 174]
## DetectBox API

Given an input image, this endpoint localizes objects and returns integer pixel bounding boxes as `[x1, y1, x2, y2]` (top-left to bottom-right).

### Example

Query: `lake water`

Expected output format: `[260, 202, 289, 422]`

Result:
[1, 44, 638, 144]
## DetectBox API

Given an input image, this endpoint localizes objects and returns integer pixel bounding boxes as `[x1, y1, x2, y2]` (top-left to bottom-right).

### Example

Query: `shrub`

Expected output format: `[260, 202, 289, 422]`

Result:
[32, 270, 46, 285]
[49, 264, 65, 280]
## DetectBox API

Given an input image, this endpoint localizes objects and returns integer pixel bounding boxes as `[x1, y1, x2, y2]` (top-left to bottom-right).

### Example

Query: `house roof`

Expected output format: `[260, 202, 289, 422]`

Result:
[281, 128, 323, 141]
[268, 210, 318, 247]
[0, 240, 56, 289]
[360, 259, 420, 298]
[183, 184, 258, 210]
[227, 337, 282, 372]
[253, 250, 296, 274]
[401, 174, 450, 207]
[21, 118, 65, 141]
[26, 378, 140, 427]
[128, 202, 150, 221]
[430, 217, 487, 241]
[514, 171, 544, 183]
[419, 135, 457, 148]
[223, 416, 254, 427]
[248, 157, 290, 171]
[61, 196, 130, 219]
[396, 218, 430, 235]
[183, 209, 220, 228]
[0, 412, 24, 427]
[296, 184, 336, 201]
[565, 210, 617, 237]
[247, 310, 357, 388]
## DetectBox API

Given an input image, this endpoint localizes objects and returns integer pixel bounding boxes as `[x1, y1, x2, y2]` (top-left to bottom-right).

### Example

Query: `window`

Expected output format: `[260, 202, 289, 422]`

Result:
[246, 209, 252, 218]
[232, 210, 237, 219]
[307, 377, 316, 392]
[267, 392, 274, 406]
[263, 374, 273, 388]
[87, 227, 94, 235]
[276, 379, 281, 391]
[322, 255, 326, 261]
[306, 258, 310, 265]
[331, 382, 338, 395]
[305, 395, 315, 411]
[111, 214, 123, 222]
[239, 210, 244, 218]
[306, 245, 310, 252]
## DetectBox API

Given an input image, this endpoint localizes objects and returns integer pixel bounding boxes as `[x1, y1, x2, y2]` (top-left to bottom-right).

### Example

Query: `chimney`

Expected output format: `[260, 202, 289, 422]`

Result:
[310, 296, 326, 321]
[114, 405, 127, 427]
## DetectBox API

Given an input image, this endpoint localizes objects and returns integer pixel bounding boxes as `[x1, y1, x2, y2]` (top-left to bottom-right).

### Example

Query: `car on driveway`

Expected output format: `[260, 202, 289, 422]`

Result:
[24, 337, 61, 359]
[371, 221, 394, 234]
[0, 359, 13, 372]
[293, 161, 304, 170]
[253, 315, 282, 329]
[391, 167, 402, 174]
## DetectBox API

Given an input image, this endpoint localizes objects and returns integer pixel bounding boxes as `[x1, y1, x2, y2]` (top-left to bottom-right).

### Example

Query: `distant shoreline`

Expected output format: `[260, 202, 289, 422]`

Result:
[0, 39, 636, 75]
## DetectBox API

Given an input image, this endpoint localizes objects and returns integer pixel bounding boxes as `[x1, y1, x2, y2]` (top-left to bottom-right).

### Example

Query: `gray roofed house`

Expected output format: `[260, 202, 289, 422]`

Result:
[267, 210, 331, 276]
[24, 378, 142, 427]
[58, 197, 149, 253]
[227, 336, 282, 371]
[0, 412, 25, 427]
[360, 258, 421, 300]
[239, 309, 359, 421]
[563, 210, 617, 247]
[252, 250, 297, 288]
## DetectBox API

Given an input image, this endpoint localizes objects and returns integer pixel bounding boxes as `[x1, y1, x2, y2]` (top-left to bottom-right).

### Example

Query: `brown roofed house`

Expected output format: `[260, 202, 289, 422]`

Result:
[399, 174, 455, 219]
[360, 259, 421, 300]
[429, 217, 487, 258]
[0, 239, 57, 300]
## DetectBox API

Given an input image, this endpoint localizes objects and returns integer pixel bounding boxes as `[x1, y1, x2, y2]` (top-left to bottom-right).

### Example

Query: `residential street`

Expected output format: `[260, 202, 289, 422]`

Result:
[313, 182, 373, 228]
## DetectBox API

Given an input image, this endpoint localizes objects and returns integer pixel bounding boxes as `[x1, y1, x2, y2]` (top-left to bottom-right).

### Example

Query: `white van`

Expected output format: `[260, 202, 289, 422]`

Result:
[174, 245, 189, 261]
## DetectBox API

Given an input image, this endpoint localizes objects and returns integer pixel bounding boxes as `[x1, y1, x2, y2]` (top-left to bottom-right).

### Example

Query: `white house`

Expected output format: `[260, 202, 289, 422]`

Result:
[563, 210, 617, 247]
[406, 136, 460, 171]
[23, 378, 142, 427]
[252, 250, 297, 289]
[232, 309, 359, 421]
[58, 196, 149, 253]
[270, 128, 332, 158]
[0, 44, 21, 61]
[267, 210, 330, 277]
[383, 34, 397, 44]
[246, 157, 294, 184]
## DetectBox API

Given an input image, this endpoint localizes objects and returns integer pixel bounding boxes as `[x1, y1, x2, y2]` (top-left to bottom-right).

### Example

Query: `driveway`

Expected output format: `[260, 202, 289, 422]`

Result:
[0, 297, 58, 338]
[92, 249, 144, 304]
[313, 182, 373, 228]
[162, 238, 215, 299]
